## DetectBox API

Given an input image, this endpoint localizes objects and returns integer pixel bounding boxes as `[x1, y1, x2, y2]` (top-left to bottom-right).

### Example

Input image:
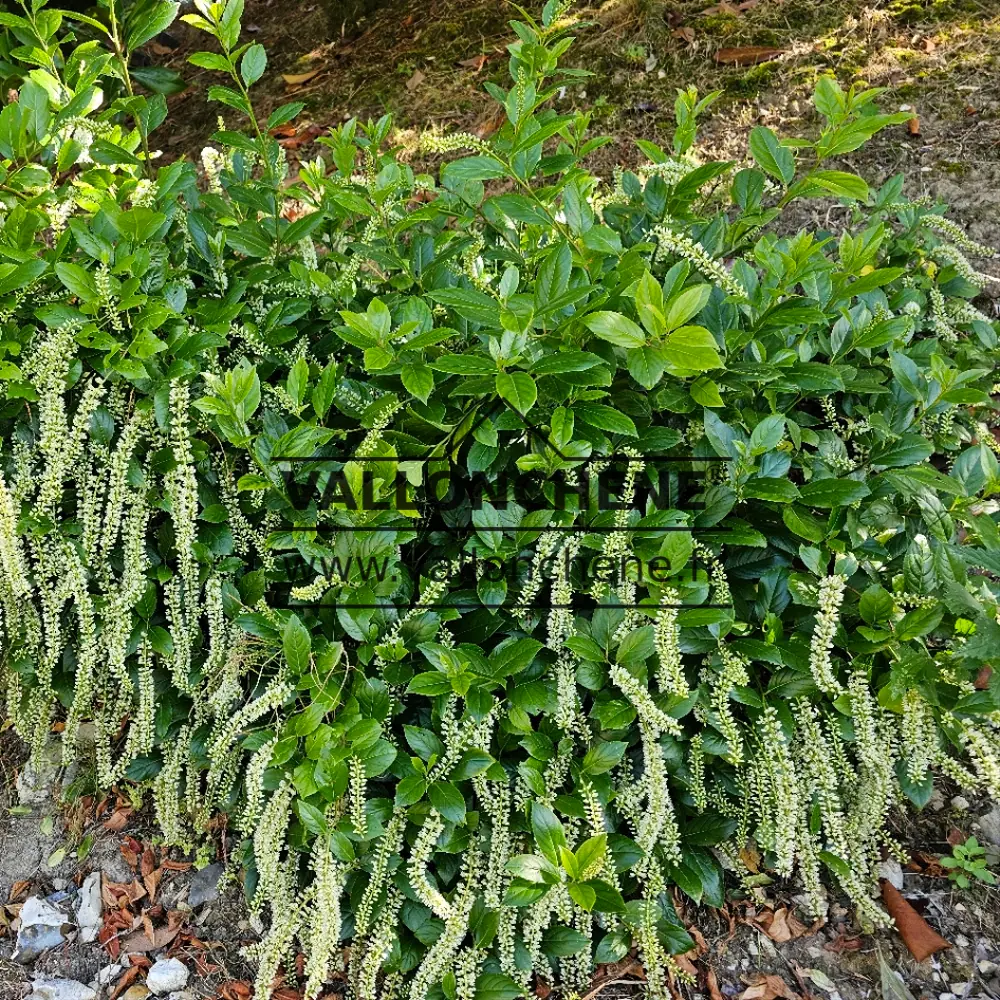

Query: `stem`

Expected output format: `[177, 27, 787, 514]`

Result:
[108, 1, 152, 178]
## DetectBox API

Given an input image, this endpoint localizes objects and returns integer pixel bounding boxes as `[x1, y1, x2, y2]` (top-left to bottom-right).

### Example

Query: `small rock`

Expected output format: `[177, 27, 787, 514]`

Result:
[187, 862, 224, 908]
[167, 993, 196, 1000]
[979, 806, 1000, 845]
[954, 934, 969, 948]
[29, 979, 97, 1000]
[878, 859, 904, 889]
[75, 872, 102, 944]
[51, 879, 67, 891]
[979, 960, 998, 975]
[146, 959, 189, 995]
[939, 994, 955, 1000]
[96, 966, 123, 987]
[120, 987, 151, 1000]
[929, 789, 947, 812]
[951, 795, 971, 811]
[14, 896, 70, 963]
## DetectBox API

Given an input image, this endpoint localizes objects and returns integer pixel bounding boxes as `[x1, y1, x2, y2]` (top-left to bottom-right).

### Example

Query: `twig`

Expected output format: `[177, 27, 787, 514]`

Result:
[580, 978, 645, 1000]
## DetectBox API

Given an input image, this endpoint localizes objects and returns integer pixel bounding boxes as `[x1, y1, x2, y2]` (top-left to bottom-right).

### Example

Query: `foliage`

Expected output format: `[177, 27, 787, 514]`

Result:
[1, 0, 1000, 997]
[940, 836, 997, 889]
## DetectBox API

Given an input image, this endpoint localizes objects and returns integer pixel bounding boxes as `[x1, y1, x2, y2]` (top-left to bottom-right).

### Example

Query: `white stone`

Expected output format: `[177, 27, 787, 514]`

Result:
[14, 896, 70, 962]
[29, 979, 97, 1000]
[878, 859, 904, 889]
[951, 795, 971, 811]
[96, 966, 124, 987]
[978, 961, 998, 975]
[75, 872, 102, 944]
[979, 806, 1000, 845]
[145, 959, 189, 995]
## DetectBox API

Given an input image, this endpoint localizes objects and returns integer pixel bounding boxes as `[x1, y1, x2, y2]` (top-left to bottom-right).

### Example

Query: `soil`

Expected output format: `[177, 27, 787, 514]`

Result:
[148, 0, 1000, 253]
[0, 738, 998, 1000]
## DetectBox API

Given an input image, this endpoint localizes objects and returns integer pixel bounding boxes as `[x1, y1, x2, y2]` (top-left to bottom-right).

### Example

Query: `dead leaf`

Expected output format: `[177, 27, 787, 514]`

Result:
[947, 826, 965, 846]
[739, 842, 762, 874]
[880, 881, 951, 962]
[104, 808, 132, 832]
[143, 868, 163, 903]
[218, 983, 253, 1000]
[974, 665, 992, 689]
[160, 860, 193, 872]
[753, 906, 811, 943]
[535, 979, 552, 999]
[459, 54, 490, 73]
[109, 966, 142, 1000]
[705, 969, 726, 1000]
[140, 847, 156, 878]
[673, 26, 696, 43]
[921, 36, 936, 53]
[715, 46, 784, 65]
[907, 116, 921, 136]
[8, 880, 31, 903]
[406, 69, 426, 92]
[825, 930, 863, 953]
[121, 924, 181, 954]
[282, 69, 323, 87]
[739, 974, 800, 1000]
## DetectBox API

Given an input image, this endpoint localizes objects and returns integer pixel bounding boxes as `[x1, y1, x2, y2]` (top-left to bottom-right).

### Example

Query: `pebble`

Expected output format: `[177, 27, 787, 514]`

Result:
[187, 863, 224, 908]
[979, 961, 998, 975]
[28, 979, 97, 1000]
[14, 896, 70, 963]
[979, 806, 1000, 845]
[929, 789, 947, 811]
[955, 934, 970, 948]
[120, 987, 151, 1000]
[96, 966, 124, 987]
[878, 859, 904, 889]
[75, 872, 103, 944]
[951, 795, 971, 811]
[146, 958, 190, 995]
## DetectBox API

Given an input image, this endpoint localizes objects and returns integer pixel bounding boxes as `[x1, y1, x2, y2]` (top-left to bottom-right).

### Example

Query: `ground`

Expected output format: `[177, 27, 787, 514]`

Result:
[153, 0, 1000, 254]
[0, 731, 998, 1000]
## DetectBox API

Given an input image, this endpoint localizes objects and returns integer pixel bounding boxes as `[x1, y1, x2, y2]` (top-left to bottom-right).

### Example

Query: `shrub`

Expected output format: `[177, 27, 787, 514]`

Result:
[1, 1, 999, 997]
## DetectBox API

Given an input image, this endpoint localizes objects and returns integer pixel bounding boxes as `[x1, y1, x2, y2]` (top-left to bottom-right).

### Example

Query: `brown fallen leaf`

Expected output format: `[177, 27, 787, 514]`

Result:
[406, 69, 426, 92]
[947, 826, 965, 846]
[715, 46, 784, 65]
[459, 54, 489, 73]
[109, 966, 142, 1000]
[160, 859, 194, 872]
[535, 979, 552, 998]
[143, 868, 163, 903]
[881, 881, 951, 962]
[739, 974, 800, 1000]
[974, 665, 992, 689]
[282, 69, 323, 87]
[104, 808, 132, 832]
[8, 880, 31, 903]
[218, 982, 253, 1000]
[706, 969, 726, 1000]
[673, 26, 696, 43]
[140, 847, 156, 878]
[907, 116, 921, 136]
[753, 906, 811, 943]
[121, 923, 181, 954]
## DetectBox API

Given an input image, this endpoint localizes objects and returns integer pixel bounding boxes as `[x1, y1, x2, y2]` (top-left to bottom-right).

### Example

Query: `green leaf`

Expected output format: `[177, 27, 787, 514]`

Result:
[749, 126, 795, 185]
[663, 326, 723, 371]
[567, 882, 597, 911]
[429, 781, 467, 824]
[128, 1, 180, 51]
[282, 615, 311, 674]
[430, 354, 497, 375]
[496, 372, 537, 414]
[240, 43, 267, 86]
[798, 478, 870, 508]
[584, 311, 646, 348]
[581, 741, 627, 775]
[574, 403, 637, 437]
[664, 284, 711, 331]
[531, 802, 567, 865]
[475, 974, 523, 1000]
